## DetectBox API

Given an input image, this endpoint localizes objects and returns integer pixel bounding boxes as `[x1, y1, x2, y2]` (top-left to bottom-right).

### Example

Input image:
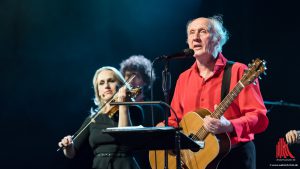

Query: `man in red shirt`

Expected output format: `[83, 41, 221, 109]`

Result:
[167, 16, 269, 169]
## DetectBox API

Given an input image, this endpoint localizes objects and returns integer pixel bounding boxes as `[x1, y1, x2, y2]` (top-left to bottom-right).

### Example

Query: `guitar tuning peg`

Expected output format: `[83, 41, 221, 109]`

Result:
[253, 81, 257, 85]
[263, 72, 267, 76]
[258, 76, 262, 80]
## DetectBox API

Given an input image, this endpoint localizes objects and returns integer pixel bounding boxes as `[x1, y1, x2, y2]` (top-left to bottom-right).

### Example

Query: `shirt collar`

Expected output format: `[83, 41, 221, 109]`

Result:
[191, 53, 228, 75]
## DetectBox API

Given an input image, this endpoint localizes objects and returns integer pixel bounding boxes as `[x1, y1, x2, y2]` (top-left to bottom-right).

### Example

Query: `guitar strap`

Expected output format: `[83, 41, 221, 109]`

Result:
[221, 61, 235, 100]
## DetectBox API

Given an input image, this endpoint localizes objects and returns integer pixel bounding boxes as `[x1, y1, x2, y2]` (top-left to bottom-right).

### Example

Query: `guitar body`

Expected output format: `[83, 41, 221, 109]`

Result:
[149, 108, 231, 169]
[149, 150, 178, 169]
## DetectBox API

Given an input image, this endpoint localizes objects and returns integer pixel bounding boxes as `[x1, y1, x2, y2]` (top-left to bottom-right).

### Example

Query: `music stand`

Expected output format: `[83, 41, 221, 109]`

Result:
[103, 126, 201, 169]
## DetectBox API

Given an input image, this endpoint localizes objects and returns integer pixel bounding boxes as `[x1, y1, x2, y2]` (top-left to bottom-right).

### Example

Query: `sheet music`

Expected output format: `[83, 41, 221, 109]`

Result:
[106, 125, 144, 130]
[105, 126, 175, 131]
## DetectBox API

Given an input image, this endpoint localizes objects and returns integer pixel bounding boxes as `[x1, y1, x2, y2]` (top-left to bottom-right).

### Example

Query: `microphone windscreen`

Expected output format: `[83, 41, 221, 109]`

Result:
[183, 48, 194, 56]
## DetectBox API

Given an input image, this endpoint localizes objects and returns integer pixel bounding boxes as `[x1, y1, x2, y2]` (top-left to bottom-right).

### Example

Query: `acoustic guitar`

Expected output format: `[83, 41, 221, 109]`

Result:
[149, 58, 266, 169]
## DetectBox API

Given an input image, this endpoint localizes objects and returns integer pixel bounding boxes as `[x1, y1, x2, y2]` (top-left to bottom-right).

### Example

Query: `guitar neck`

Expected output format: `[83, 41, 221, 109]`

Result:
[211, 81, 245, 119]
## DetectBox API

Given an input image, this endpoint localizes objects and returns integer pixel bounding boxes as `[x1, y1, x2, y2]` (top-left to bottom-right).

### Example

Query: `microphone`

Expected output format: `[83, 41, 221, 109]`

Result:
[156, 48, 194, 60]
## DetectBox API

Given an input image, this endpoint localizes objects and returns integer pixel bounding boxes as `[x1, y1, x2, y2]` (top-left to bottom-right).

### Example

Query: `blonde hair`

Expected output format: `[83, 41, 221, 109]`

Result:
[92, 66, 131, 108]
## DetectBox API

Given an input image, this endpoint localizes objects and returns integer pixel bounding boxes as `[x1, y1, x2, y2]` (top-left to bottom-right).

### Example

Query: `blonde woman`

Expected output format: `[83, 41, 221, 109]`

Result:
[58, 66, 140, 169]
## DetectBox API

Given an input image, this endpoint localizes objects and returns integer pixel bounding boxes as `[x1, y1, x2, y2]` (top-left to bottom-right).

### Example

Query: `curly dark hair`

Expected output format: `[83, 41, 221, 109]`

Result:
[120, 55, 156, 89]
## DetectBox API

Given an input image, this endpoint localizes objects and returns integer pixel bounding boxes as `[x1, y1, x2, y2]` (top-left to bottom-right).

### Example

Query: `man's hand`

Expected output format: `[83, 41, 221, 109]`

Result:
[156, 122, 165, 127]
[203, 115, 233, 134]
[286, 130, 299, 144]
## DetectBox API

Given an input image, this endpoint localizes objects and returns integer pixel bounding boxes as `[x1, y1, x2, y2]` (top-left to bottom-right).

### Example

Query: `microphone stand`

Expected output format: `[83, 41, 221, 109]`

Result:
[151, 52, 192, 169]
[162, 60, 171, 127]
[162, 60, 171, 169]
[161, 60, 181, 169]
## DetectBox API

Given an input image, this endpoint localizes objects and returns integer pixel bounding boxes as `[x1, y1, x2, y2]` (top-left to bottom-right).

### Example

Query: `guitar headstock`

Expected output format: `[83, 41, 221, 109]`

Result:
[241, 58, 267, 86]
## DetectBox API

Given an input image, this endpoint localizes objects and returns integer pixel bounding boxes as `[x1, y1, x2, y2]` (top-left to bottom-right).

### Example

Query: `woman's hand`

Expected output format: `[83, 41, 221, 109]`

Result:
[117, 86, 127, 102]
[117, 86, 130, 127]
[58, 135, 73, 149]
[58, 135, 76, 158]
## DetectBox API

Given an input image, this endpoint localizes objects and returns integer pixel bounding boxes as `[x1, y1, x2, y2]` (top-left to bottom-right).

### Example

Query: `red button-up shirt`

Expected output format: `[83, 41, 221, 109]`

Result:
[169, 53, 269, 145]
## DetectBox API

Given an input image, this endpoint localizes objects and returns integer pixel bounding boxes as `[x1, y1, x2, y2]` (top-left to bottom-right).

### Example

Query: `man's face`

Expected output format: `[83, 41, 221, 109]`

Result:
[124, 70, 145, 88]
[187, 18, 216, 58]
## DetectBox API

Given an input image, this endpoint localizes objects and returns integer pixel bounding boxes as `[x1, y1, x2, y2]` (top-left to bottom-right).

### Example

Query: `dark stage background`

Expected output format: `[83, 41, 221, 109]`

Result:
[1, 0, 299, 168]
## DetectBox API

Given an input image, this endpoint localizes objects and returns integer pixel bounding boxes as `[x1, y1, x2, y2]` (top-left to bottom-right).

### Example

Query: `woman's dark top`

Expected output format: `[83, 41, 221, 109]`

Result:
[73, 109, 140, 169]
